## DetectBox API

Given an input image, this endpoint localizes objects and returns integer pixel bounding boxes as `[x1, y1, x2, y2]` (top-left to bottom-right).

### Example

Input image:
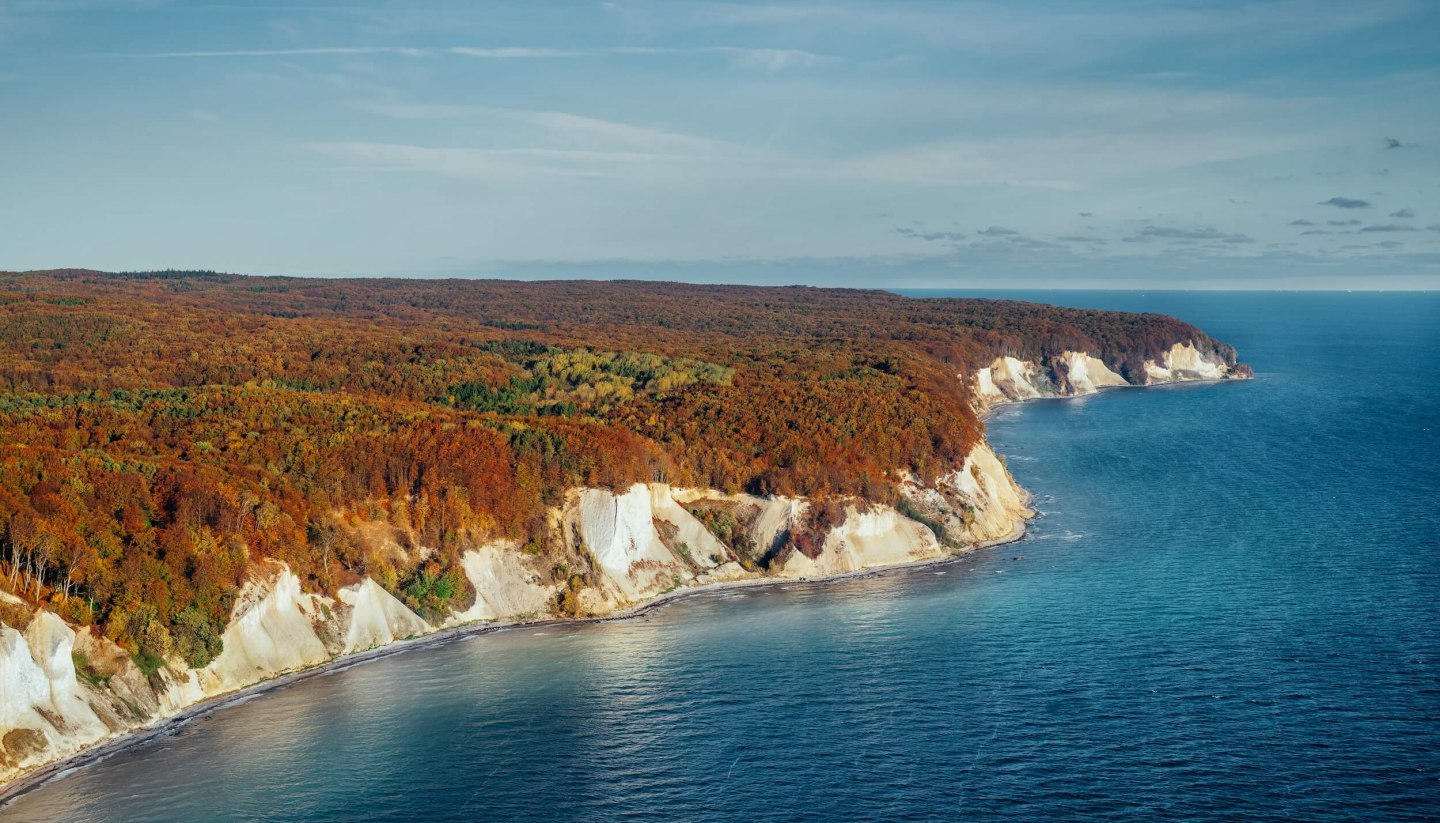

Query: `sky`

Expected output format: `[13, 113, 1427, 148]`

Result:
[1, 0, 1438, 289]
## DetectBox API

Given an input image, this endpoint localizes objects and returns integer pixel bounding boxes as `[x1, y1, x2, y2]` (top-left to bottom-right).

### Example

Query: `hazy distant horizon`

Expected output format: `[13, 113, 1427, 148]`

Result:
[9, 264, 1437, 292]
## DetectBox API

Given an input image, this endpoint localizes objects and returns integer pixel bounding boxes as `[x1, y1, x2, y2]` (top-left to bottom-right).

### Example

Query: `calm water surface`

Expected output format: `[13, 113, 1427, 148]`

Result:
[5, 292, 1437, 822]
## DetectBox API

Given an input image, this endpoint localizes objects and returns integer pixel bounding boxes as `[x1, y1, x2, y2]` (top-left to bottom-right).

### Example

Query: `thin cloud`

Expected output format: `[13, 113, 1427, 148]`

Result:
[123, 46, 430, 58]
[1328, 219, 1361, 226]
[712, 46, 836, 70]
[1389, 208, 1414, 218]
[1125, 226, 1253, 243]
[306, 141, 695, 180]
[1289, 219, 1316, 226]
[896, 228, 967, 241]
[111, 44, 837, 71]
[1320, 197, 1370, 208]
[349, 101, 737, 154]
[1359, 223, 1417, 233]
[613, 46, 838, 70]
[979, 225, 1019, 236]
[449, 47, 587, 59]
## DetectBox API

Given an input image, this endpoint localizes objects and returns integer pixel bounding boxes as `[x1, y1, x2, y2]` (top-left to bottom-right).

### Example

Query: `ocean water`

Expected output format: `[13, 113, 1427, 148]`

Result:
[5, 292, 1438, 823]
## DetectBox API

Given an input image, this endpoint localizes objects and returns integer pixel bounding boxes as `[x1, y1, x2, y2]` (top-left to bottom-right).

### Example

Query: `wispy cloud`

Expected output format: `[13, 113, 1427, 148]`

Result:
[1359, 223, 1417, 232]
[979, 225, 1019, 236]
[349, 101, 738, 154]
[1389, 208, 1414, 218]
[1125, 226, 1254, 243]
[1320, 196, 1370, 208]
[448, 47, 586, 59]
[698, 0, 1424, 67]
[107, 43, 837, 70]
[702, 46, 836, 71]
[122, 47, 432, 58]
[837, 130, 1310, 188]
[606, 45, 838, 70]
[896, 228, 966, 242]
[307, 141, 714, 181]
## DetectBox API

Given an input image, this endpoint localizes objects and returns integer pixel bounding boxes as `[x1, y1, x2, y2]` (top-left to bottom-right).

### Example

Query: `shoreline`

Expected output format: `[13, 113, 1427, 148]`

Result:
[0, 510, 1031, 807]
[3, 370, 1239, 805]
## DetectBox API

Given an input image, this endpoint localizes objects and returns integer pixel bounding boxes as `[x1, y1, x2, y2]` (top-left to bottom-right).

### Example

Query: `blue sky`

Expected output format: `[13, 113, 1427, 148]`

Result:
[1, 0, 1437, 288]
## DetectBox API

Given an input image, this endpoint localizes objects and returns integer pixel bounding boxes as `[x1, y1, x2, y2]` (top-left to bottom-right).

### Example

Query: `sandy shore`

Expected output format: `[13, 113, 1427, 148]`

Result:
[0, 512, 1030, 807]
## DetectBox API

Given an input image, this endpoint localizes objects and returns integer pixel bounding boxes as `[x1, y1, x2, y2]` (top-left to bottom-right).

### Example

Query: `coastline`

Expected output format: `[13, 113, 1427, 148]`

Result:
[0, 506, 1032, 807]
[3, 367, 1242, 805]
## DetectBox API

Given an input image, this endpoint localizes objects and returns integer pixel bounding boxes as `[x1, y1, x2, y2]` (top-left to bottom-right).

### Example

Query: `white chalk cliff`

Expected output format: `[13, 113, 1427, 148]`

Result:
[0, 448, 1032, 786]
[0, 339, 1245, 790]
[973, 343, 1242, 410]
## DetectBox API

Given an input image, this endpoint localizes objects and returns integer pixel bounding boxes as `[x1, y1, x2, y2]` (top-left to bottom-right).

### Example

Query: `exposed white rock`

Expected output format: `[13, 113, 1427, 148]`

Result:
[0, 445, 1041, 787]
[976, 351, 1127, 407]
[449, 542, 555, 624]
[1063, 352, 1128, 395]
[976, 343, 1240, 408]
[0, 614, 125, 778]
[199, 566, 329, 695]
[0, 625, 50, 735]
[949, 443, 1032, 542]
[975, 366, 1001, 400]
[647, 485, 729, 569]
[988, 355, 1048, 400]
[337, 578, 429, 653]
[156, 668, 205, 716]
[1144, 342, 1229, 382]
[746, 496, 808, 557]
[696, 561, 753, 584]
[575, 485, 691, 602]
[23, 613, 105, 739]
[775, 504, 941, 579]
[901, 442, 1032, 546]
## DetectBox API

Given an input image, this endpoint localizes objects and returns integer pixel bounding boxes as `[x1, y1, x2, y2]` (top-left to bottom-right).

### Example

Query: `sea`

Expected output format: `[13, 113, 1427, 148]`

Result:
[4, 291, 1437, 822]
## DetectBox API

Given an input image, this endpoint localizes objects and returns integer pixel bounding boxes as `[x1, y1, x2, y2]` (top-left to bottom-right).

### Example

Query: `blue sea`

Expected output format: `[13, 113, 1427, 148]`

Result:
[5, 292, 1437, 822]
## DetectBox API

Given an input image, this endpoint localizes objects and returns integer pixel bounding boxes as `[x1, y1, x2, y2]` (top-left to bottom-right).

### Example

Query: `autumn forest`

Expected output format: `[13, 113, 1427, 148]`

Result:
[0, 269, 1238, 671]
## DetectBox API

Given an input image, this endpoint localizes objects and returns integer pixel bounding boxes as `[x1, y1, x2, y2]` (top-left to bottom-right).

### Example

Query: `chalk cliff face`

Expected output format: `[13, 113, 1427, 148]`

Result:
[0, 440, 1039, 785]
[337, 578, 431, 654]
[0, 564, 439, 781]
[0, 603, 114, 775]
[447, 542, 555, 625]
[574, 485, 696, 603]
[973, 343, 1245, 410]
[0, 339, 1247, 788]
[200, 567, 330, 696]
[902, 443, 1033, 547]
[1144, 342, 1231, 383]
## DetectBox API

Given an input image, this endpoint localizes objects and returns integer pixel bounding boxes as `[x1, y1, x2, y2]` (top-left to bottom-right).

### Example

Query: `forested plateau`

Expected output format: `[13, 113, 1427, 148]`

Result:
[0, 269, 1243, 671]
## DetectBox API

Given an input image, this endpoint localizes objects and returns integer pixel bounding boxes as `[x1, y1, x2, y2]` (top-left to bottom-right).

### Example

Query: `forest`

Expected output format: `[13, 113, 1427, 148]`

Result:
[0, 269, 1240, 669]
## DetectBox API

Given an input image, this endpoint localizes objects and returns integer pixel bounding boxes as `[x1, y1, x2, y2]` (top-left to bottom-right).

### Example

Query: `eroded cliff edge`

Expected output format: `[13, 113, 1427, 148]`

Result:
[0, 340, 1246, 794]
